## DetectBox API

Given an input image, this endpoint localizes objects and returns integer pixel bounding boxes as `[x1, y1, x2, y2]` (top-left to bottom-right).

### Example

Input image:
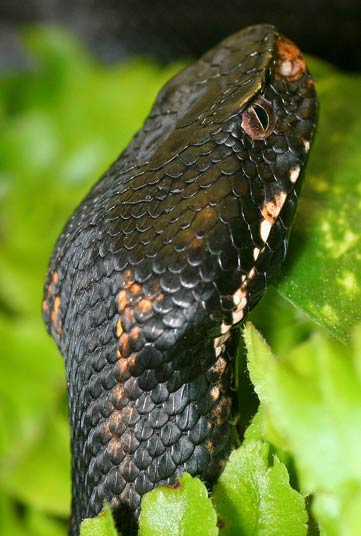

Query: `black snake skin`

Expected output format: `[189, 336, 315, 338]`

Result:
[43, 24, 317, 535]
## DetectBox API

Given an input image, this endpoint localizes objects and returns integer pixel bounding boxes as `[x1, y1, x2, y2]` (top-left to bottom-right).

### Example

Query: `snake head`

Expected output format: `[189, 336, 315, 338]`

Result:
[42, 24, 317, 536]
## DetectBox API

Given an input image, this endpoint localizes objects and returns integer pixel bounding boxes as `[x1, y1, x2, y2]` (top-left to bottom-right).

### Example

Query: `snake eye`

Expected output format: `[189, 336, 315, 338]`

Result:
[241, 96, 275, 140]
[253, 104, 269, 130]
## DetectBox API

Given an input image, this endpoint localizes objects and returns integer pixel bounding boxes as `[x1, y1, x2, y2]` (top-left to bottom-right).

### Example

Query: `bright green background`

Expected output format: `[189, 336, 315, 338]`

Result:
[0, 26, 360, 536]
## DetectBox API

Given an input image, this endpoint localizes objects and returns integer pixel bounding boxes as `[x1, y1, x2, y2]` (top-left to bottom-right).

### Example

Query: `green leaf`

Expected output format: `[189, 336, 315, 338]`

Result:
[277, 58, 361, 342]
[248, 288, 314, 357]
[245, 322, 361, 534]
[139, 473, 218, 536]
[80, 504, 118, 536]
[212, 441, 307, 536]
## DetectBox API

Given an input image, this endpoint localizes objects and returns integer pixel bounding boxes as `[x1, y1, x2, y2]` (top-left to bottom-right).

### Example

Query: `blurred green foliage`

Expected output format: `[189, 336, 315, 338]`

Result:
[0, 26, 360, 536]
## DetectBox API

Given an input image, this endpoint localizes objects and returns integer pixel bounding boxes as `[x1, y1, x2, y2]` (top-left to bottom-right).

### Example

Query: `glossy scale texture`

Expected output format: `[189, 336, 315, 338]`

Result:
[43, 24, 317, 535]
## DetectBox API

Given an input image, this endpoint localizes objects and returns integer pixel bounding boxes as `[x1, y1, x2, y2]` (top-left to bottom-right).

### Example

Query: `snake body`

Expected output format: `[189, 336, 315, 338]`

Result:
[43, 24, 317, 535]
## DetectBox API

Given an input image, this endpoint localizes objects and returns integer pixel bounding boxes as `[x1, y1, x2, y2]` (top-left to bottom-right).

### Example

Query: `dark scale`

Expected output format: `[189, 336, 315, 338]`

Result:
[43, 24, 317, 535]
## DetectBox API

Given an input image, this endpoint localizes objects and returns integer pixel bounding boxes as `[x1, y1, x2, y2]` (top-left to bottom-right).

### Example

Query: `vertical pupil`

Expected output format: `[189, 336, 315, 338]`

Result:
[253, 104, 269, 130]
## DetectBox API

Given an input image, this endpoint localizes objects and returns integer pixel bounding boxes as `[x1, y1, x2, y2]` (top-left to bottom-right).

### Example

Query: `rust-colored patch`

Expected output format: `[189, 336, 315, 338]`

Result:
[111, 383, 125, 402]
[44, 271, 60, 305]
[210, 385, 221, 402]
[123, 307, 135, 326]
[110, 496, 120, 507]
[217, 518, 226, 529]
[117, 356, 128, 375]
[123, 268, 134, 288]
[103, 422, 111, 436]
[107, 437, 121, 454]
[118, 332, 130, 356]
[205, 439, 215, 453]
[130, 326, 141, 341]
[117, 290, 128, 312]
[116, 273, 163, 323]
[128, 354, 137, 370]
[50, 295, 63, 339]
[120, 406, 133, 421]
[116, 318, 123, 337]
[53, 295, 61, 314]
[190, 236, 203, 249]
[119, 429, 135, 453]
[211, 396, 231, 425]
[307, 78, 315, 88]
[276, 37, 306, 81]
[47, 271, 59, 292]
[43, 271, 63, 342]
[117, 354, 136, 378]
[167, 478, 182, 489]
[209, 356, 227, 378]
[129, 282, 142, 296]
[138, 298, 152, 313]
[108, 410, 123, 431]
[115, 273, 165, 367]
[261, 192, 287, 223]
[202, 206, 216, 221]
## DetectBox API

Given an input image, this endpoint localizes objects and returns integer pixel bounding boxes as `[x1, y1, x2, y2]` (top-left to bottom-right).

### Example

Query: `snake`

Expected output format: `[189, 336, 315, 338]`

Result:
[43, 24, 317, 535]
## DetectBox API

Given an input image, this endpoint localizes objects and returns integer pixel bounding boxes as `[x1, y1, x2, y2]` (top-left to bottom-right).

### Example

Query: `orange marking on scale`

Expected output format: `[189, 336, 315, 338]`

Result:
[276, 37, 306, 81]
[138, 298, 153, 313]
[117, 290, 127, 312]
[111, 383, 125, 402]
[116, 318, 123, 337]
[261, 192, 287, 223]
[108, 410, 123, 430]
[117, 354, 136, 377]
[107, 437, 121, 454]
[130, 326, 141, 341]
[50, 295, 63, 337]
[51, 271, 59, 285]
[129, 283, 142, 296]
[211, 396, 231, 425]
[119, 332, 129, 352]
[123, 307, 135, 326]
